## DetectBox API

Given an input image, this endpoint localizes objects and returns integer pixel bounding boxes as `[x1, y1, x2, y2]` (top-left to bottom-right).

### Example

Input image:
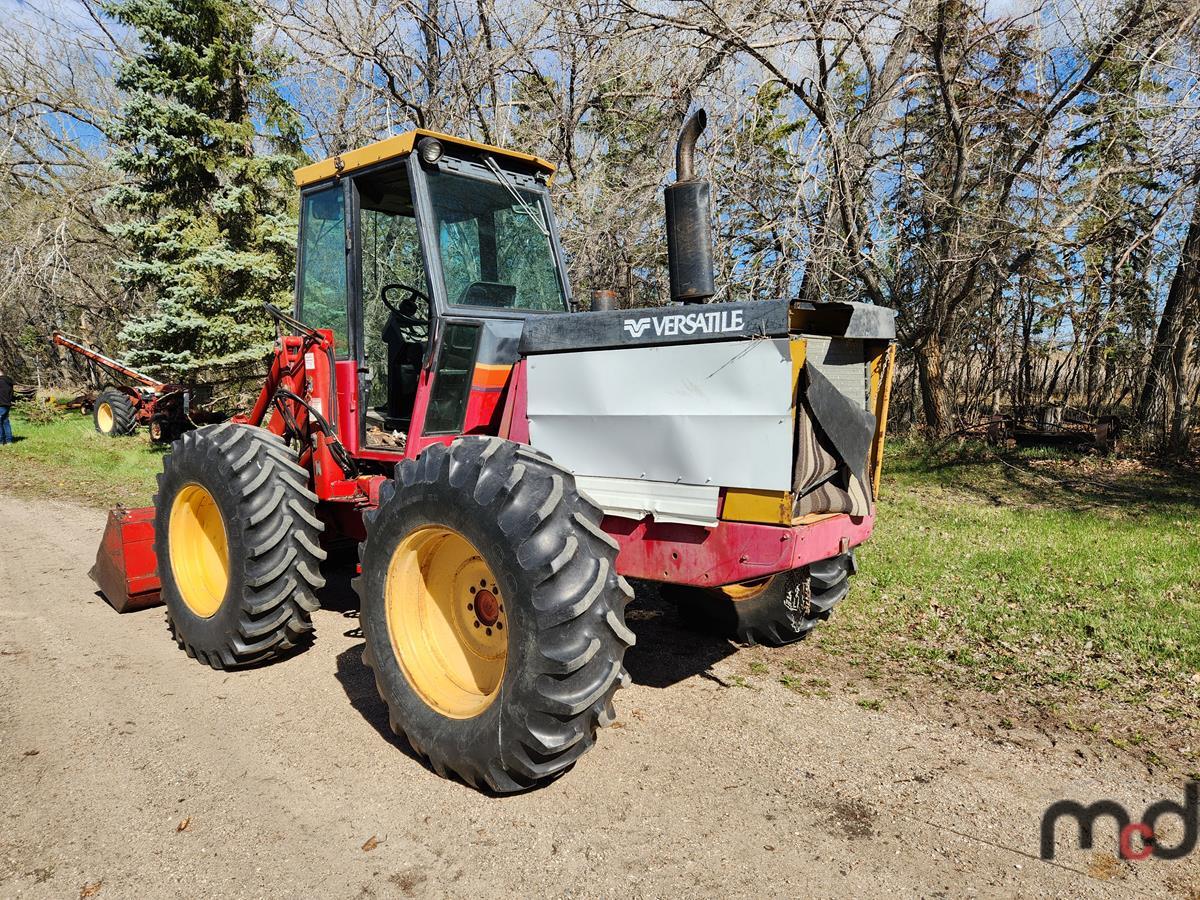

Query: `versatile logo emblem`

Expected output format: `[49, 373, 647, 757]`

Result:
[622, 309, 745, 340]
[623, 319, 652, 337]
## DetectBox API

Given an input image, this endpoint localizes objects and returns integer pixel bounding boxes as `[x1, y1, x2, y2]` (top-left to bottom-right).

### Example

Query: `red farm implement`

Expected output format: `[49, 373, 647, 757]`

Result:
[88, 116, 897, 792]
[52, 332, 215, 443]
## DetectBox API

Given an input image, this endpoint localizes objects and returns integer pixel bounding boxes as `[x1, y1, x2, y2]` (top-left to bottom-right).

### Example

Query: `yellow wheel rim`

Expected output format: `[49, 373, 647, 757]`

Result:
[96, 402, 114, 434]
[718, 576, 775, 601]
[169, 484, 230, 618]
[385, 526, 508, 719]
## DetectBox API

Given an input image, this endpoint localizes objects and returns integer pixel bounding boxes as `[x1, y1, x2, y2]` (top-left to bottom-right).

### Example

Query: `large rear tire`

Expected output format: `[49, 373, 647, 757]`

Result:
[666, 551, 857, 646]
[356, 437, 635, 793]
[93, 387, 137, 437]
[155, 423, 326, 669]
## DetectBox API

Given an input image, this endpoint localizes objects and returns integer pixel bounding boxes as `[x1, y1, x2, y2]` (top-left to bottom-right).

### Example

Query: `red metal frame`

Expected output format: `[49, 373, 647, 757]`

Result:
[53, 332, 198, 432]
[604, 512, 874, 587]
[334, 359, 361, 455]
[497, 360, 530, 443]
[235, 330, 363, 502]
[53, 332, 167, 391]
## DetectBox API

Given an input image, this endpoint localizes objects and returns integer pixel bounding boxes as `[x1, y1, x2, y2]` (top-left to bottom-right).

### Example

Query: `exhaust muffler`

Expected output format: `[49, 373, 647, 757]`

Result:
[665, 109, 715, 304]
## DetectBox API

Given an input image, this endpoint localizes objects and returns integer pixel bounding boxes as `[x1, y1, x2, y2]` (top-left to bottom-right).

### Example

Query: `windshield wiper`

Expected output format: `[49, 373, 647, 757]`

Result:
[483, 155, 550, 238]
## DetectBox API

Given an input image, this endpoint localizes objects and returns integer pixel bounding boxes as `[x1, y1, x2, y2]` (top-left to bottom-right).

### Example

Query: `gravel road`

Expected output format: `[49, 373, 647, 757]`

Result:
[1, 494, 1196, 898]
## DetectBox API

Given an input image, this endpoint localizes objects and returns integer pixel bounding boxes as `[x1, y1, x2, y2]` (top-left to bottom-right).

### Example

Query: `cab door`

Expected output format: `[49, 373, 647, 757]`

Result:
[295, 181, 352, 434]
[296, 183, 351, 356]
[352, 163, 435, 452]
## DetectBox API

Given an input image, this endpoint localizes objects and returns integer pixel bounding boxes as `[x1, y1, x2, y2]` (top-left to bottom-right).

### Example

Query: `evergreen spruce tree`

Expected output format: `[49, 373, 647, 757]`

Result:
[103, 0, 302, 380]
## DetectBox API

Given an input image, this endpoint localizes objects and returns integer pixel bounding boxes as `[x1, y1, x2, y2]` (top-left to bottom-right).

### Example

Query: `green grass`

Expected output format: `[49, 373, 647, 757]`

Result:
[0, 407, 164, 507]
[825, 439, 1200, 701]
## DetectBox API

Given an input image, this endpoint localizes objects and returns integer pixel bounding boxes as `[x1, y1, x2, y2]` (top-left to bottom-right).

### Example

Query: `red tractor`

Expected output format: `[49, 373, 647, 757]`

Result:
[92, 113, 896, 792]
[52, 332, 210, 443]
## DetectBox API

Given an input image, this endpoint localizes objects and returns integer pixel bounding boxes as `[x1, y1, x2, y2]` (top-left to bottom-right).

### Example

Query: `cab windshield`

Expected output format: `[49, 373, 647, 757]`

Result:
[425, 167, 568, 311]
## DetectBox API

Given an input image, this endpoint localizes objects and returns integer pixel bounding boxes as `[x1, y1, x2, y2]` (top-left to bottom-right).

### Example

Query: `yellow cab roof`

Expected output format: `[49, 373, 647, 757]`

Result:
[293, 128, 556, 187]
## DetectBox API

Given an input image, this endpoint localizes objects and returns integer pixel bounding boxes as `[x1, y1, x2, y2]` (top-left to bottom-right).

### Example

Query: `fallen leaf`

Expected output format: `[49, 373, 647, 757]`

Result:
[1088, 851, 1119, 880]
[362, 835, 385, 852]
[80, 881, 103, 898]
[23, 749, 38, 757]
[610, 721, 626, 729]
[176, 817, 191, 833]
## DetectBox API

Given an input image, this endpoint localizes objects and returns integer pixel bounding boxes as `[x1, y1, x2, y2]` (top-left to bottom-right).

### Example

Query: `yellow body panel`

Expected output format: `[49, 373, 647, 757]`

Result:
[789, 336, 807, 395]
[722, 489, 795, 525]
[868, 343, 896, 498]
[294, 129, 556, 188]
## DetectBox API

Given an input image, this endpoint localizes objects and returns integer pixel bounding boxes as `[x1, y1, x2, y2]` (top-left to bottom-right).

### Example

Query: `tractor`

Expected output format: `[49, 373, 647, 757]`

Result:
[91, 111, 896, 792]
[52, 332, 212, 443]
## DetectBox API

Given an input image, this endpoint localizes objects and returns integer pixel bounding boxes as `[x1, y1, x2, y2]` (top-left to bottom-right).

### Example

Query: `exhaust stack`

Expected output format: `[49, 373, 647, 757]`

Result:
[665, 109, 715, 303]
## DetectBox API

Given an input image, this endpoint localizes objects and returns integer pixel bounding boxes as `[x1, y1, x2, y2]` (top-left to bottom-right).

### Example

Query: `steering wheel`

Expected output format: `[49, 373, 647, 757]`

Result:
[379, 282, 430, 326]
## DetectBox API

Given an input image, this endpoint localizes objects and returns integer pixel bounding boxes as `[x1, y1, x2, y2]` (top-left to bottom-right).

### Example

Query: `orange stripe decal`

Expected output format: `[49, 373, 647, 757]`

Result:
[472, 363, 513, 391]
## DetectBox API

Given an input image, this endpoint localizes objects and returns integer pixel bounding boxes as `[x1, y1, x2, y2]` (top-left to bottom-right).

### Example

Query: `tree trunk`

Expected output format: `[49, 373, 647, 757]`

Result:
[917, 336, 954, 435]
[1135, 187, 1200, 436]
[1167, 315, 1197, 453]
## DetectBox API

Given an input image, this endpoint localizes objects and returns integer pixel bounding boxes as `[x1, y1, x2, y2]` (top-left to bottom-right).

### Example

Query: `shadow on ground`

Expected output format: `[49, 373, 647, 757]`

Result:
[621, 581, 737, 688]
[901, 442, 1200, 515]
[332, 642, 433, 773]
[315, 562, 361, 635]
[319, 563, 737, 754]
[316, 562, 431, 768]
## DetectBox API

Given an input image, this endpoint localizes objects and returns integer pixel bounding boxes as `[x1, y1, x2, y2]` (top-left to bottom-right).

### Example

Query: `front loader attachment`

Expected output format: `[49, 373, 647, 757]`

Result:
[89, 506, 163, 613]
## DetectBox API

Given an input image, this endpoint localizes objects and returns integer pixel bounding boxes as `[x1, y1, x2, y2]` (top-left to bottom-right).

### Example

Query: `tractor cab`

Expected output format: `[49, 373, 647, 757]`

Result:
[292, 131, 568, 455]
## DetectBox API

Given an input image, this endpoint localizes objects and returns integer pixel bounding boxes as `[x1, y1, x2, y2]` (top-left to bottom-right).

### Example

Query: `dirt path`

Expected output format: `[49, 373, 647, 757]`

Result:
[1, 494, 1196, 898]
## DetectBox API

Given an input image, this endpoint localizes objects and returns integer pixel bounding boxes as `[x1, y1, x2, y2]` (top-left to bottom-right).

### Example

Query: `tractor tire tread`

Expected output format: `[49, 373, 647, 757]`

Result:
[666, 551, 856, 647]
[94, 387, 138, 437]
[357, 436, 632, 793]
[157, 424, 326, 669]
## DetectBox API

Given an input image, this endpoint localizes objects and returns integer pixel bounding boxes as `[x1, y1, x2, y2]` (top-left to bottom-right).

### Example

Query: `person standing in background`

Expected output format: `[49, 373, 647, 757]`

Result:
[0, 366, 15, 446]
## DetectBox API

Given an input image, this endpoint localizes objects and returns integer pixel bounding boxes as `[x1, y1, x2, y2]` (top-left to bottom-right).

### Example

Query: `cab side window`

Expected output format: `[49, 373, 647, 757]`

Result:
[424, 323, 479, 434]
[298, 186, 349, 356]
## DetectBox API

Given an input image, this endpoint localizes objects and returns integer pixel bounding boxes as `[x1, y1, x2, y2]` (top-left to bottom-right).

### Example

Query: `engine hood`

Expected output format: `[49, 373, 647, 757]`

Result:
[518, 299, 895, 356]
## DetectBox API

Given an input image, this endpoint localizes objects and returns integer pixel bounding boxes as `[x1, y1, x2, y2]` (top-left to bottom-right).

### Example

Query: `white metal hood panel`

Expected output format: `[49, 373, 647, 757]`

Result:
[526, 338, 795, 491]
[574, 476, 720, 526]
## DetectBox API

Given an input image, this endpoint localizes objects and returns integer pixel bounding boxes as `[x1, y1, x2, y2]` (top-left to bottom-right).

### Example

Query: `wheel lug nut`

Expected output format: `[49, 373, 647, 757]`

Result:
[467, 602, 473, 611]
[473, 621, 480, 628]
[486, 628, 492, 636]
[496, 622, 503, 630]
[469, 586, 476, 594]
